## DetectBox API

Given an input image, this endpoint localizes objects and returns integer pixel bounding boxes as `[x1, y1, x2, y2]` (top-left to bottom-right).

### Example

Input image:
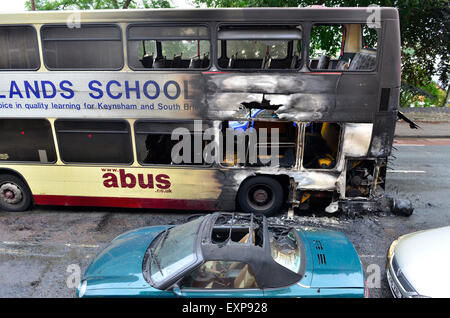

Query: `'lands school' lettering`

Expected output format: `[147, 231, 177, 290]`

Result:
[0, 79, 193, 101]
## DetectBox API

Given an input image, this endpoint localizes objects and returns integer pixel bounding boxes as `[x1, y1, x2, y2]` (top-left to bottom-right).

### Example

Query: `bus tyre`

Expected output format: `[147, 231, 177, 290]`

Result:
[238, 176, 283, 217]
[0, 174, 32, 212]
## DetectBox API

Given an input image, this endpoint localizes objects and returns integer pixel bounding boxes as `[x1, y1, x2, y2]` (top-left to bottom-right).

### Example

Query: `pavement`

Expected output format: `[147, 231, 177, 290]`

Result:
[395, 122, 450, 138]
[395, 107, 450, 138]
[399, 106, 450, 122]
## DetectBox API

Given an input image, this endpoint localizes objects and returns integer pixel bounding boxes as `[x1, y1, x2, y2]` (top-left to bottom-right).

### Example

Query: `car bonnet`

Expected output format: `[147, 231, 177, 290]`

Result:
[82, 225, 169, 290]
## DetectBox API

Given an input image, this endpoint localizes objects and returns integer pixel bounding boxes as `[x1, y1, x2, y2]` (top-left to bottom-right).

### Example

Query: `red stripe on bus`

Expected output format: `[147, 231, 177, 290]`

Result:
[33, 195, 218, 211]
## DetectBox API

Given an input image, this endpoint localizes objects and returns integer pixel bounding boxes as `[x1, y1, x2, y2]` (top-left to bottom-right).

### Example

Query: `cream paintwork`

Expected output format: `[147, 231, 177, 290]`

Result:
[340, 123, 373, 158]
[2, 164, 221, 200]
[0, 122, 373, 200]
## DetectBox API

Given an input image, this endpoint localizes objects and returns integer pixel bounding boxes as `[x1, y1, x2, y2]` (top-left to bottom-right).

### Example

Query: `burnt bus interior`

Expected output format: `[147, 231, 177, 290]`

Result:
[126, 22, 377, 71]
[309, 24, 378, 71]
[128, 24, 303, 70]
[345, 159, 387, 198]
[135, 121, 212, 165]
[297, 190, 338, 212]
[0, 12, 378, 73]
[217, 25, 302, 70]
[128, 25, 211, 70]
[221, 119, 298, 168]
[303, 122, 341, 169]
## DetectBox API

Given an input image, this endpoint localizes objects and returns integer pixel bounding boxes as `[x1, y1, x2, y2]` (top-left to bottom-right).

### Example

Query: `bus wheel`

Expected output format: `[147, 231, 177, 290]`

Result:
[238, 176, 283, 217]
[0, 174, 32, 212]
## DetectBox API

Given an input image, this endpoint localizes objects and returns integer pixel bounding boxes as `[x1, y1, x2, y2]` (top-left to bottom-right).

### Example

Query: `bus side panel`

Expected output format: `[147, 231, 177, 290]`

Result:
[2, 165, 222, 210]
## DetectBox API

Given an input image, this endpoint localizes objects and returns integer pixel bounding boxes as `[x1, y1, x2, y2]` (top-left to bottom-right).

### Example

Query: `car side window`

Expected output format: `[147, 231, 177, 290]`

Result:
[181, 261, 258, 289]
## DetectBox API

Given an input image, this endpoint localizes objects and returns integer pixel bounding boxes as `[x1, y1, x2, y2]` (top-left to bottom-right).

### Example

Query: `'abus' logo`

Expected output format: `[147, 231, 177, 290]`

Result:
[102, 169, 171, 190]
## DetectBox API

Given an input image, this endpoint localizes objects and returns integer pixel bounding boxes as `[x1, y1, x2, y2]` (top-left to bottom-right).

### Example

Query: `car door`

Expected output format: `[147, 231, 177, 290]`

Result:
[179, 288, 264, 298]
[175, 260, 264, 298]
[261, 264, 315, 297]
[263, 284, 319, 298]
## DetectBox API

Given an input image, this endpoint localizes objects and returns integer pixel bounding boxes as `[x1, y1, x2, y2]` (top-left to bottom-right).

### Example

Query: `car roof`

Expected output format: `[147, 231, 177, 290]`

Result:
[199, 212, 303, 289]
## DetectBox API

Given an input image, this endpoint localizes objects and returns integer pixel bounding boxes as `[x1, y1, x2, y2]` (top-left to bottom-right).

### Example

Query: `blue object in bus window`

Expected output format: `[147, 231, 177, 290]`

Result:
[229, 109, 299, 131]
[228, 120, 250, 131]
[305, 122, 311, 133]
[229, 109, 263, 131]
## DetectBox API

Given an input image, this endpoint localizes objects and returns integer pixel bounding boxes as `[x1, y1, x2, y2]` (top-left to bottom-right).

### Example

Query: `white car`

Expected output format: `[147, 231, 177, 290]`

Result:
[386, 226, 450, 298]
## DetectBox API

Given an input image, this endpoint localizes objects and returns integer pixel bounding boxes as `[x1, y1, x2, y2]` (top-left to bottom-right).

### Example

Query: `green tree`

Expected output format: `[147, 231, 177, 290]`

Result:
[194, 0, 449, 105]
[25, 0, 172, 10]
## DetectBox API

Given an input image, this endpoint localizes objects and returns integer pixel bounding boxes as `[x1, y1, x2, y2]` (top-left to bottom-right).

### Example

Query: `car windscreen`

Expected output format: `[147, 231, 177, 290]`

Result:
[149, 216, 204, 285]
[269, 227, 302, 274]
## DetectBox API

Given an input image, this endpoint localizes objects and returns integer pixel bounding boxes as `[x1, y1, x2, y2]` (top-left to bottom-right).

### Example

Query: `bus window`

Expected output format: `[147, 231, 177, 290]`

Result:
[226, 40, 288, 60]
[127, 25, 210, 70]
[222, 120, 297, 168]
[302, 122, 341, 169]
[55, 120, 132, 164]
[309, 24, 378, 71]
[217, 25, 302, 70]
[0, 119, 56, 163]
[41, 24, 123, 70]
[135, 121, 211, 165]
[0, 26, 40, 70]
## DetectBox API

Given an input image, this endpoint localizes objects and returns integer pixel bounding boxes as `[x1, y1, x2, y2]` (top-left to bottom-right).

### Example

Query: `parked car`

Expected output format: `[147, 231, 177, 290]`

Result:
[77, 212, 367, 298]
[386, 226, 450, 298]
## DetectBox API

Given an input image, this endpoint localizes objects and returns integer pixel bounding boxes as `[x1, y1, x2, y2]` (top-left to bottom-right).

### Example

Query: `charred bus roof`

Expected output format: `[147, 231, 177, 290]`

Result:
[0, 7, 399, 24]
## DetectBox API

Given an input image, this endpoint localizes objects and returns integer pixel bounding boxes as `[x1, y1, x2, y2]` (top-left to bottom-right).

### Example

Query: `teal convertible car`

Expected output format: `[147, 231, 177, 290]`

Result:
[77, 213, 366, 298]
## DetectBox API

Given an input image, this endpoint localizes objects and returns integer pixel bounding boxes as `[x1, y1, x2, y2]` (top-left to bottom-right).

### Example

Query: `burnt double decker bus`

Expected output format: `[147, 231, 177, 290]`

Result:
[0, 7, 406, 216]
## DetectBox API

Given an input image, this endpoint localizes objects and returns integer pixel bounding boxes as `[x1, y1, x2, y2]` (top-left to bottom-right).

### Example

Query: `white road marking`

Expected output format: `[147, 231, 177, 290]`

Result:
[64, 243, 100, 248]
[1, 241, 99, 248]
[0, 241, 100, 258]
[1, 241, 26, 245]
[0, 248, 64, 258]
[387, 170, 426, 174]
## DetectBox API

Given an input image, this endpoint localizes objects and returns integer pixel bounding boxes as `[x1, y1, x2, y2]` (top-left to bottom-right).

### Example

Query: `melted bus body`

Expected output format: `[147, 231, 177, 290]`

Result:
[0, 8, 402, 215]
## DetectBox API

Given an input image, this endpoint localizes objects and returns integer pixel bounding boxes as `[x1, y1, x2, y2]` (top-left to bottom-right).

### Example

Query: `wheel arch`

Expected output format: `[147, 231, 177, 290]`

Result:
[235, 173, 291, 211]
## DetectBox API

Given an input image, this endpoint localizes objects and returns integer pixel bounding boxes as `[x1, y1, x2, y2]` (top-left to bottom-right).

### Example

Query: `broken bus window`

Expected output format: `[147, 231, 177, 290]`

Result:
[309, 23, 378, 71]
[217, 25, 302, 70]
[302, 122, 341, 169]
